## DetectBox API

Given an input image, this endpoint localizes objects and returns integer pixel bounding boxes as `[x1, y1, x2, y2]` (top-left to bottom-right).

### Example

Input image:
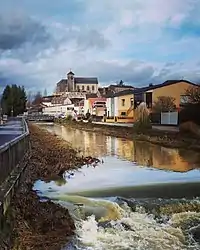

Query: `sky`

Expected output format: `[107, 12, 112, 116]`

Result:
[0, 0, 200, 94]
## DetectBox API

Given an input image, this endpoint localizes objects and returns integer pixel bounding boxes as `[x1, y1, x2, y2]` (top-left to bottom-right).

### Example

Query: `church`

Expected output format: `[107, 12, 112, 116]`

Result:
[55, 70, 99, 94]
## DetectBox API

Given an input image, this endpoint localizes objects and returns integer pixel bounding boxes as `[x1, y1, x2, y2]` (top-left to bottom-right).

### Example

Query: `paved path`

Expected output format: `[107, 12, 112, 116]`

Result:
[0, 119, 23, 147]
[93, 122, 179, 132]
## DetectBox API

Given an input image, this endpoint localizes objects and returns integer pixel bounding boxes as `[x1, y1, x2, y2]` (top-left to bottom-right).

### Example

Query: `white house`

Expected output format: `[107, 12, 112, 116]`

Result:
[106, 96, 118, 118]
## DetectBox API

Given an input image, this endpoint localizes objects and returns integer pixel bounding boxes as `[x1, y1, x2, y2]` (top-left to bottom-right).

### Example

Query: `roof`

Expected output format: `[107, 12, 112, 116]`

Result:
[109, 84, 134, 89]
[106, 89, 134, 98]
[74, 77, 98, 84]
[67, 70, 75, 75]
[86, 93, 98, 99]
[133, 80, 199, 94]
[57, 79, 67, 85]
[42, 96, 54, 102]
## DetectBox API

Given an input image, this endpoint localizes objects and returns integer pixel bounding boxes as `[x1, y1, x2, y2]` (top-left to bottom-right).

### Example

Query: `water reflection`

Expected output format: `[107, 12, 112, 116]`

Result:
[44, 124, 200, 173]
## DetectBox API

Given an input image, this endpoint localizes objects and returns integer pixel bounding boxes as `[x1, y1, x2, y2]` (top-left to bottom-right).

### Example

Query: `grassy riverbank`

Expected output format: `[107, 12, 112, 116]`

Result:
[9, 124, 87, 250]
[56, 119, 200, 152]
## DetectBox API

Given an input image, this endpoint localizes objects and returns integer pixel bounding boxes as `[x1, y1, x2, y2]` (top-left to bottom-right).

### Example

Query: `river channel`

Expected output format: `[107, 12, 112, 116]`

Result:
[34, 124, 200, 250]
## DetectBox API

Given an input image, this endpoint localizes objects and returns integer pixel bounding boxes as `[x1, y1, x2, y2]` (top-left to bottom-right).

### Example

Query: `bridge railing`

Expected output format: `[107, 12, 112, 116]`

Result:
[0, 118, 30, 186]
[26, 114, 55, 121]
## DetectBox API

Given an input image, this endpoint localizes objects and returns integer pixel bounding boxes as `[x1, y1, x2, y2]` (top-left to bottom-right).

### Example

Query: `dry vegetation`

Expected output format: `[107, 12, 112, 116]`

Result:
[9, 123, 91, 250]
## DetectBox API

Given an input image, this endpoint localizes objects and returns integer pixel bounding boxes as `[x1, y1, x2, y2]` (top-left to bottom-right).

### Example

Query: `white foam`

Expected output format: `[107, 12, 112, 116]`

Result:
[74, 206, 200, 250]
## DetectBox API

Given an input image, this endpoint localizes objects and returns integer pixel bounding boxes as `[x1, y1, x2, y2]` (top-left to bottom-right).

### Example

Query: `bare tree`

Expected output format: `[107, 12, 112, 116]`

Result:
[32, 91, 42, 105]
[185, 86, 200, 104]
[153, 96, 176, 113]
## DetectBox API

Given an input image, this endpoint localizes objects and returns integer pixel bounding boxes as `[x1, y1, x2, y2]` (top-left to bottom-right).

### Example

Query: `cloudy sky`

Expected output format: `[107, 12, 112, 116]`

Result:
[0, 0, 200, 94]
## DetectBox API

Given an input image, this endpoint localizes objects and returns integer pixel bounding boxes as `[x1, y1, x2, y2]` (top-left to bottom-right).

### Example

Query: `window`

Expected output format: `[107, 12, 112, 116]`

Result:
[87, 85, 90, 91]
[82, 85, 84, 91]
[77, 86, 80, 92]
[92, 85, 95, 91]
[121, 112, 126, 116]
[122, 99, 125, 106]
[180, 95, 190, 104]
[130, 98, 134, 107]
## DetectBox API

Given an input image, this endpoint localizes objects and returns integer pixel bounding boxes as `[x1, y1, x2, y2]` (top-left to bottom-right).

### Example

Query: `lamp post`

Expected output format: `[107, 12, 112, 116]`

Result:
[11, 106, 13, 117]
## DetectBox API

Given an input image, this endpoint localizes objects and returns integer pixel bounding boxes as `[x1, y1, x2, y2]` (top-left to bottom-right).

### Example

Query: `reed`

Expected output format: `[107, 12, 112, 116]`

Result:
[133, 102, 152, 132]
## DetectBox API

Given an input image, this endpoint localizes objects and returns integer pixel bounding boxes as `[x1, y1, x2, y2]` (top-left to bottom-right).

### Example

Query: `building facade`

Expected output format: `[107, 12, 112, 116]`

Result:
[105, 79, 199, 123]
[55, 70, 99, 94]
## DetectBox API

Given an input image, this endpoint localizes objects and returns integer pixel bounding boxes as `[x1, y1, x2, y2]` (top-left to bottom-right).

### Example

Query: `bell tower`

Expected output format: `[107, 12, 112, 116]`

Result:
[67, 70, 75, 92]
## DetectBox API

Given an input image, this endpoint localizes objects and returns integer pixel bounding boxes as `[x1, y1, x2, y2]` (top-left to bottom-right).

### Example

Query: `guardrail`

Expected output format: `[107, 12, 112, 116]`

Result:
[0, 118, 30, 186]
[26, 114, 55, 122]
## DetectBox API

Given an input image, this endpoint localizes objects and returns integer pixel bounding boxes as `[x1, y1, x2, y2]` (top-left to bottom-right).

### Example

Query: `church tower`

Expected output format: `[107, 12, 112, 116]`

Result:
[67, 70, 75, 92]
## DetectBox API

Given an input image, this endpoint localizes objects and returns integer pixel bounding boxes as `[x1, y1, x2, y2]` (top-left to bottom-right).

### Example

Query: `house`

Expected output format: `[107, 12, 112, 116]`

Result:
[98, 83, 134, 97]
[105, 79, 199, 123]
[106, 89, 134, 123]
[133, 80, 199, 110]
[55, 70, 99, 94]
[83, 94, 106, 119]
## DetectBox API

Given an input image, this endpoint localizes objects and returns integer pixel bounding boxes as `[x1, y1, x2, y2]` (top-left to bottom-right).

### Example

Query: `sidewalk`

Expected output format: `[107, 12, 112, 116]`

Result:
[0, 119, 24, 146]
[93, 121, 179, 132]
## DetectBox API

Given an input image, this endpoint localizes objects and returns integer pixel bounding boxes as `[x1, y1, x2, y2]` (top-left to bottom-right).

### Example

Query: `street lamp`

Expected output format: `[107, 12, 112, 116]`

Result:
[11, 106, 13, 117]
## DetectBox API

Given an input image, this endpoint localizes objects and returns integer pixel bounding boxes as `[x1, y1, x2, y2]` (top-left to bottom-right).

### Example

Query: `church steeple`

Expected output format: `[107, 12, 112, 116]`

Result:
[67, 69, 75, 92]
[67, 69, 75, 76]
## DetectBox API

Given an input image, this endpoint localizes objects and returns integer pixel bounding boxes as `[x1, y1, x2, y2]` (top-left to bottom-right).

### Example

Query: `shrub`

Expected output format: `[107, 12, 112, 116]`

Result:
[179, 103, 200, 126]
[65, 114, 73, 121]
[133, 102, 152, 132]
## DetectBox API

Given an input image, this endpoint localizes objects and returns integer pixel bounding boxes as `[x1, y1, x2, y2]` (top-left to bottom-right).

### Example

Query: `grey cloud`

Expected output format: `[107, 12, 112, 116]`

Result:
[77, 60, 155, 86]
[76, 30, 110, 50]
[0, 13, 49, 51]
[152, 66, 200, 84]
[53, 25, 110, 50]
[165, 62, 176, 67]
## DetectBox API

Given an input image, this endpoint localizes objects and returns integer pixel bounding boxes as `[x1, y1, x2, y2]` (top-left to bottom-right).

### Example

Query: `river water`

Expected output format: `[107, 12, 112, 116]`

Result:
[34, 124, 200, 250]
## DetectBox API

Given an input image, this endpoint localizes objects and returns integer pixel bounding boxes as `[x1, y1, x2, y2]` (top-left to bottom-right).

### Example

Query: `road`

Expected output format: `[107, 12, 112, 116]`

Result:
[0, 119, 23, 147]
[93, 122, 179, 132]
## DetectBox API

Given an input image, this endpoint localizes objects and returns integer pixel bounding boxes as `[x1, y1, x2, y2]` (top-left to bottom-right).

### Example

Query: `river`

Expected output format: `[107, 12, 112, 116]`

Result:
[34, 124, 200, 250]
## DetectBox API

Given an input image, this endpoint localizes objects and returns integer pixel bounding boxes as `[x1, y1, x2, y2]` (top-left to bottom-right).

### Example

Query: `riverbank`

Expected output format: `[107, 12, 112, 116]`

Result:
[9, 124, 88, 250]
[56, 119, 200, 151]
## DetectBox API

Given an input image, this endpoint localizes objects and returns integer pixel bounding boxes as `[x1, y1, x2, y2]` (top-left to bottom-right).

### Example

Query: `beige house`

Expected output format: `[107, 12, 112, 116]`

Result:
[56, 70, 99, 94]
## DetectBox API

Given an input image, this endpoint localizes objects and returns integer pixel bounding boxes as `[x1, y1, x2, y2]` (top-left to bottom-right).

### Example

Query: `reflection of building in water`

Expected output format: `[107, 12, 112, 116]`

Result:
[132, 141, 153, 167]
[106, 137, 118, 156]
[116, 137, 198, 172]
[117, 139, 134, 161]
[132, 141, 197, 172]
[54, 125, 199, 172]
[60, 126, 108, 157]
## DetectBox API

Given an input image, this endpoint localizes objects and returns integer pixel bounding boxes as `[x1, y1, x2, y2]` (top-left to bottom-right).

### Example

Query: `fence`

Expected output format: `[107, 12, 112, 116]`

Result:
[0, 118, 30, 186]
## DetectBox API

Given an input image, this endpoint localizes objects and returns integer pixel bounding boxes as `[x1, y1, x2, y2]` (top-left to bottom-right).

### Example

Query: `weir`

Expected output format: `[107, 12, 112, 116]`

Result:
[0, 117, 30, 243]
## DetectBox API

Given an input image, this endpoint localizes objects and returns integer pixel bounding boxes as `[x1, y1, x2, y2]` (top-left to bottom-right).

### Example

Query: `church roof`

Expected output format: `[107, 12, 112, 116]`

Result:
[67, 70, 75, 75]
[74, 77, 98, 84]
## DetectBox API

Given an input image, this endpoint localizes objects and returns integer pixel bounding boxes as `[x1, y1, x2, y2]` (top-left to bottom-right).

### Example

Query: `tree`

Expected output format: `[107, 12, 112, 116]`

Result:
[185, 86, 200, 104]
[153, 96, 176, 113]
[43, 88, 47, 97]
[32, 91, 42, 105]
[119, 80, 124, 86]
[1, 84, 27, 116]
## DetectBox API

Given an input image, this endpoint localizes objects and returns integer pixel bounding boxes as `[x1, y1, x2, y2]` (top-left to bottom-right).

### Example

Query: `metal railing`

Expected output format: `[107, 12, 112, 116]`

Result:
[0, 118, 30, 186]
